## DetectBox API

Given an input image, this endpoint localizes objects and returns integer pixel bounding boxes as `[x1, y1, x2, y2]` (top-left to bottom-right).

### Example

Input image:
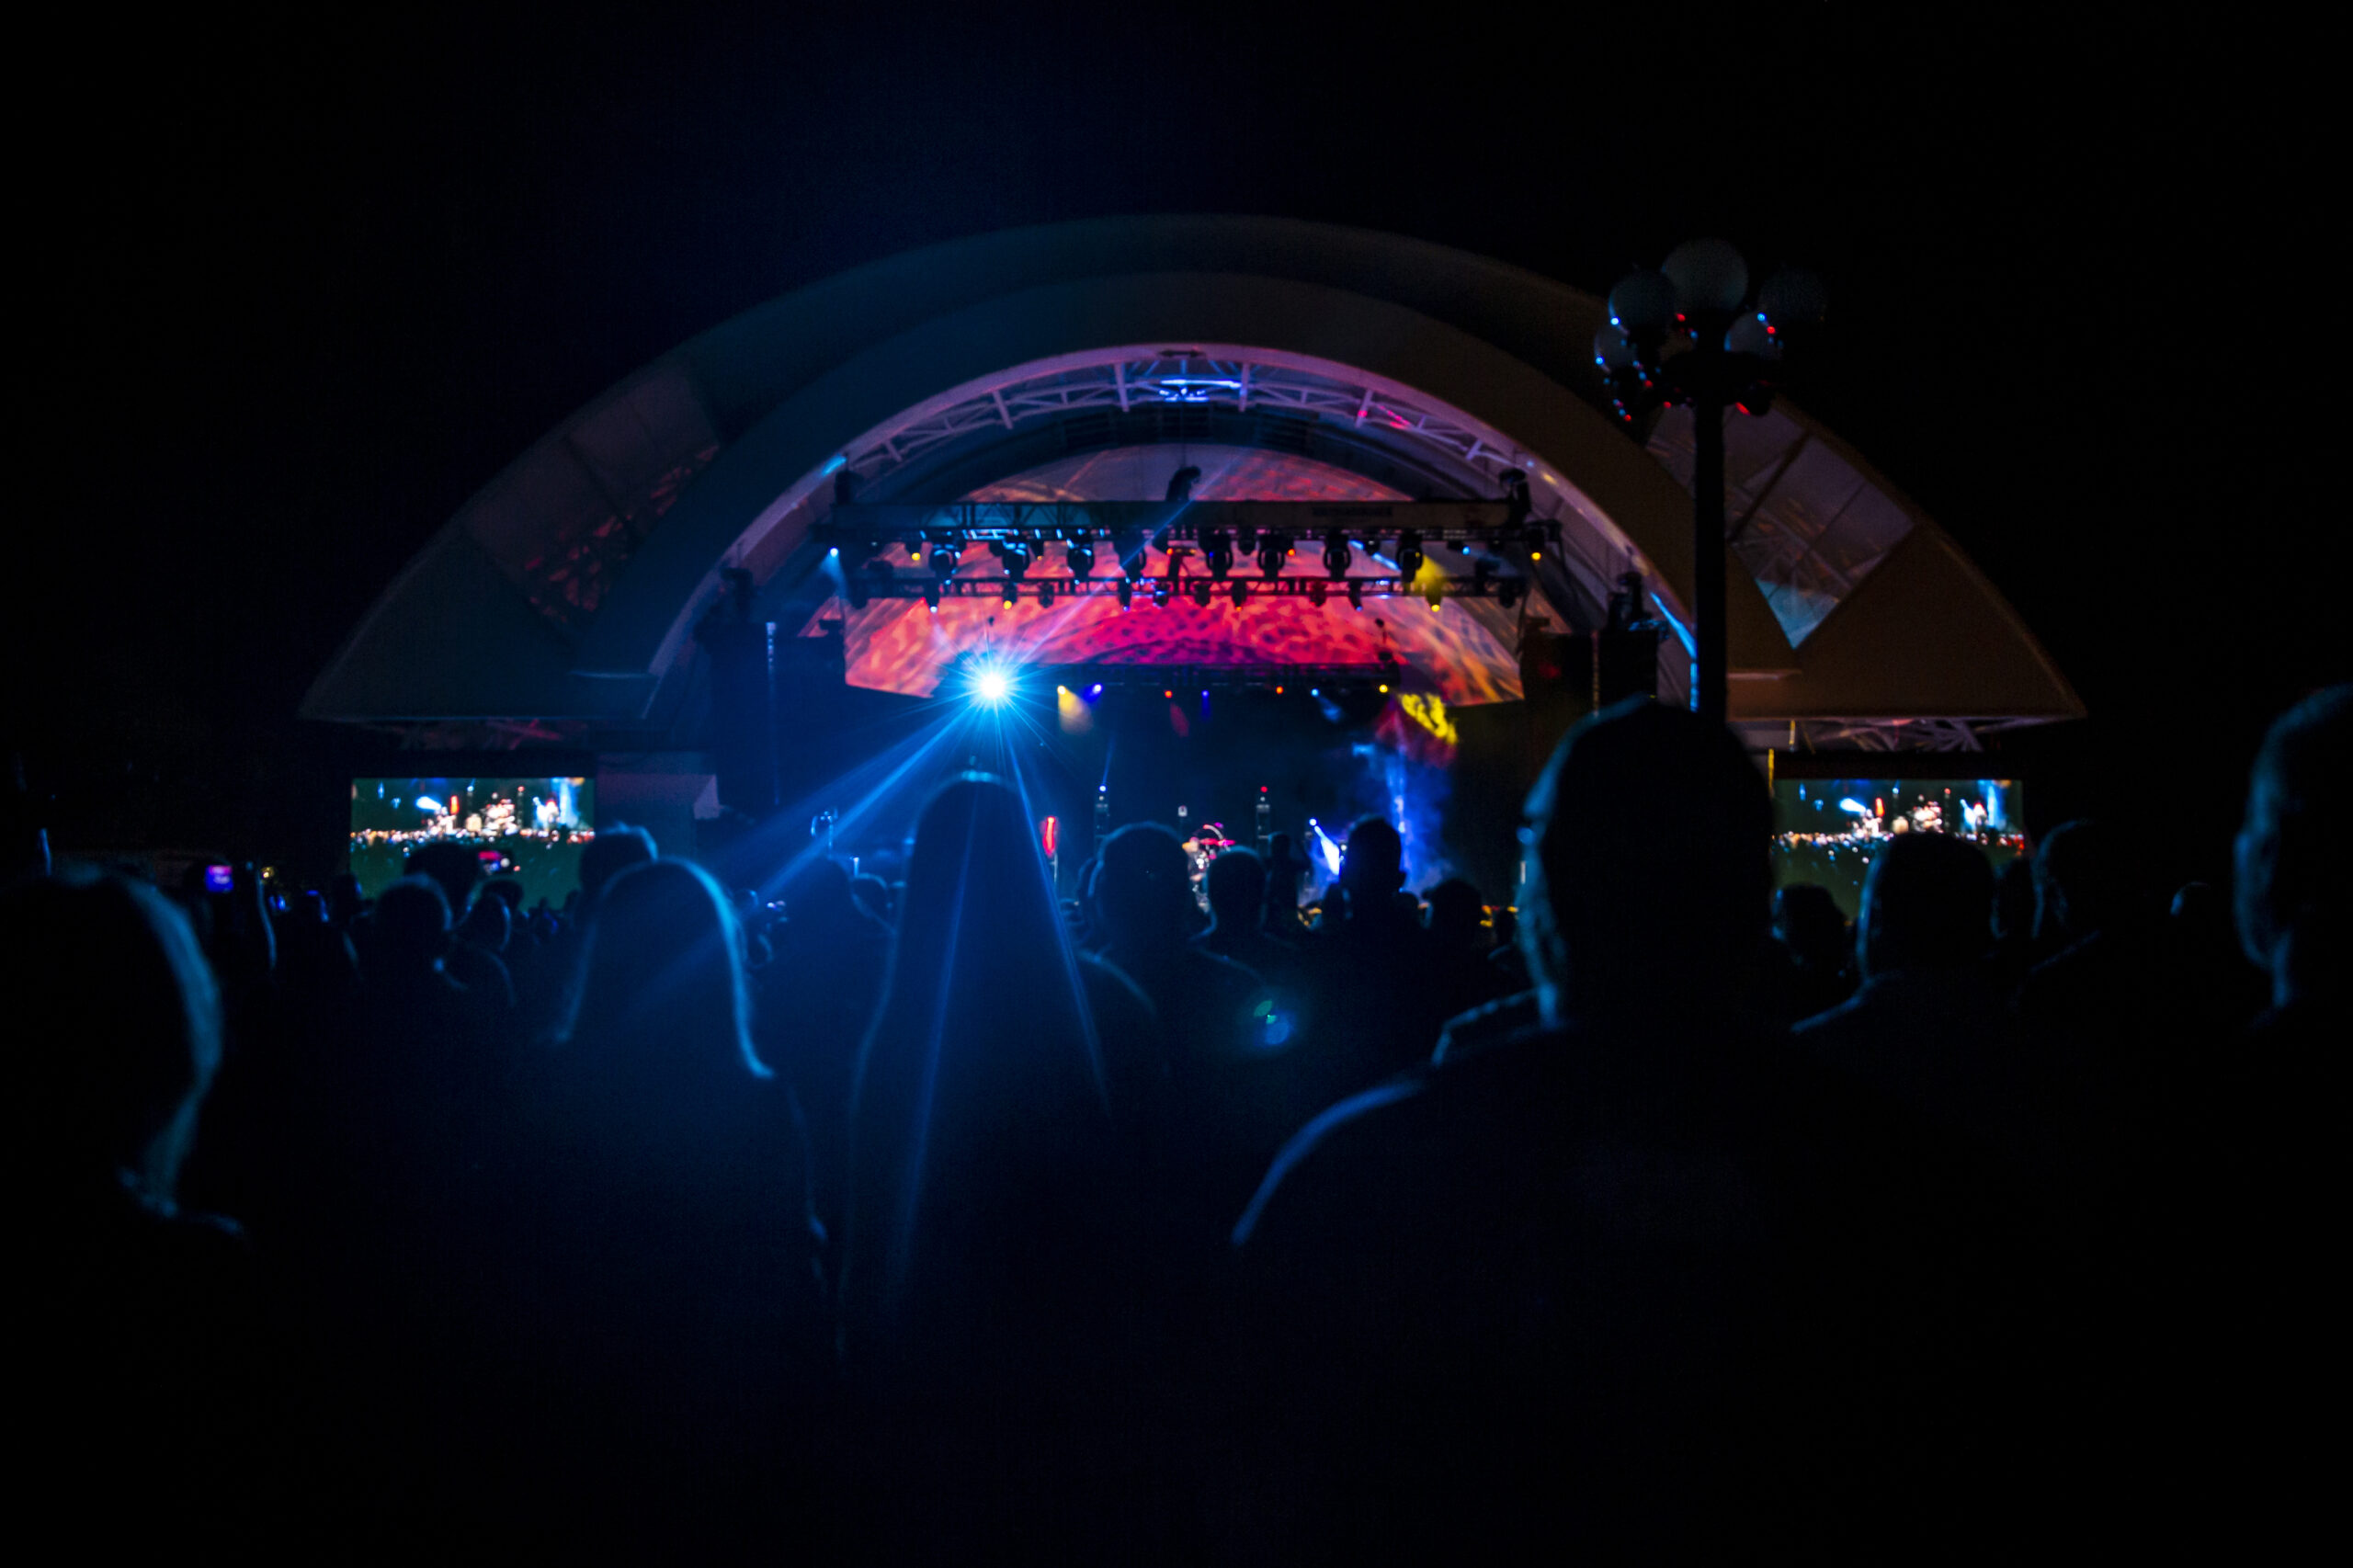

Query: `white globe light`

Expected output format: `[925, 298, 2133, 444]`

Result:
[1663, 238, 1750, 316]
[1724, 312, 1781, 360]
[1608, 270, 1676, 335]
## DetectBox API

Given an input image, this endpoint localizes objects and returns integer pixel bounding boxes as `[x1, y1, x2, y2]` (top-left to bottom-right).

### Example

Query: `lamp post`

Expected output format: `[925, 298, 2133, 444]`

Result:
[1596, 240, 1826, 723]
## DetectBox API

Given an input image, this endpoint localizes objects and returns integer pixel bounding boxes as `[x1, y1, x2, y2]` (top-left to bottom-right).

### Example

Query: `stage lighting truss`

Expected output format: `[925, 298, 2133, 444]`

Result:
[824, 573, 1539, 605]
[816, 502, 1558, 606]
[824, 500, 1544, 552]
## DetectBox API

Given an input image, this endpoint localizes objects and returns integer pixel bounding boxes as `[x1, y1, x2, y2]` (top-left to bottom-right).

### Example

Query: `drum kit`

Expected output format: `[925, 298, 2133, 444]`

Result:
[1180, 822, 1236, 907]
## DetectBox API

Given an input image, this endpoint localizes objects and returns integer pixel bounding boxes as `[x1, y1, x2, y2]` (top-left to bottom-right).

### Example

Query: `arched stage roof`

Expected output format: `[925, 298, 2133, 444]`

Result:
[305, 216, 2080, 748]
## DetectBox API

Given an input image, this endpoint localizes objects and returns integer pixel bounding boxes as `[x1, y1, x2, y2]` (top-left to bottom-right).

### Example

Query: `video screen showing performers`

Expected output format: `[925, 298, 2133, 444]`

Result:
[349, 777, 595, 909]
[1772, 778, 2025, 919]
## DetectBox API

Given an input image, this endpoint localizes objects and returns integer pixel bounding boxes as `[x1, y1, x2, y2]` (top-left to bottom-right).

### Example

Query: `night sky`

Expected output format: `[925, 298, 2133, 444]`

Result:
[15, 7, 2339, 881]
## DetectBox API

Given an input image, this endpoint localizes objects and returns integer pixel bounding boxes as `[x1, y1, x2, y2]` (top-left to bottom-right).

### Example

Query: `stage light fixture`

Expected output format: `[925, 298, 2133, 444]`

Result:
[1116, 529, 1149, 574]
[1117, 577, 1133, 609]
[1396, 531, 1425, 578]
[1002, 584, 1018, 608]
[1204, 529, 1233, 578]
[1496, 577, 1522, 609]
[930, 538, 960, 575]
[1348, 581, 1364, 611]
[925, 585, 942, 613]
[1192, 580, 1214, 608]
[1526, 527, 1548, 564]
[1153, 582, 1172, 608]
[1236, 525, 1259, 554]
[1038, 582, 1055, 609]
[1425, 582, 1443, 611]
[1230, 580, 1248, 607]
[1066, 540, 1096, 578]
[1323, 531, 1351, 578]
[1472, 560, 1495, 597]
[973, 667, 1013, 707]
[1001, 543, 1031, 580]
[1308, 581, 1327, 607]
[1256, 531, 1289, 576]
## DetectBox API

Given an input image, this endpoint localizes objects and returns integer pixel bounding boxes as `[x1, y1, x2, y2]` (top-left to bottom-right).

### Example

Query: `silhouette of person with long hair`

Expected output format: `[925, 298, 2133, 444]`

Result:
[505, 857, 823, 1551]
[839, 773, 1160, 1555]
[11, 870, 278, 1540]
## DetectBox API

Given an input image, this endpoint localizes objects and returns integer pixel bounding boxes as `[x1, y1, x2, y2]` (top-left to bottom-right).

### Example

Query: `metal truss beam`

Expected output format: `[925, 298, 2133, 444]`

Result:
[1781, 717, 1997, 754]
[823, 500, 1543, 546]
[842, 572, 1538, 605]
[839, 357, 1546, 497]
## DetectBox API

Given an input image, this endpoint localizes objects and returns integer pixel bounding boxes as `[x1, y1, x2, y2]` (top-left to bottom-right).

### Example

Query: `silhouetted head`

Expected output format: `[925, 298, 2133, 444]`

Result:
[404, 841, 485, 918]
[1264, 831, 1309, 883]
[784, 857, 858, 924]
[1339, 817, 1404, 906]
[577, 824, 657, 912]
[563, 858, 761, 1081]
[1424, 878, 1487, 947]
[880, 775, 1092, 1047]
[1990, 857, 2036, 945]
[1858, 833, 1995, 980]
[1522, 699, 1770, 1026]
[850, 872, 894, 925]
[1204, 846, 1267, 932]
[2235, 683, 2353, 1006]
[3, 871, 222, 1205]
[2172, 880, 2243, 965]
[482, 876, 526, 915]
[1771, 884, 1848, 966]
[457, 893, 510, 953]
[372, 876, 453, 967]
[1097, 823, 1196, 948]
[2171, 880, 2220, 924]
[326, 871, 366, 926]
[2032, 820, 2132, 946]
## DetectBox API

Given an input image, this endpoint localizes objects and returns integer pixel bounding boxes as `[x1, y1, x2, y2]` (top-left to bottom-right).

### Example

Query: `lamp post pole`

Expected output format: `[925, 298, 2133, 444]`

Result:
[1691, 382, 1729, 723]
[1596, 241, 1825, 726]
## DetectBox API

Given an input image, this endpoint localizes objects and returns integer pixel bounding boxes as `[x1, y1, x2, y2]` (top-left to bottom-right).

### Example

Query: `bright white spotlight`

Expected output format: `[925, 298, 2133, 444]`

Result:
[973, 667, 1013, 707]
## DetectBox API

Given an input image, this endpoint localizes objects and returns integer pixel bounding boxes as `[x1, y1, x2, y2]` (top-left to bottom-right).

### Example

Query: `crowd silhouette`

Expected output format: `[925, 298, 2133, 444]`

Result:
[13, 682, 2347, 1559]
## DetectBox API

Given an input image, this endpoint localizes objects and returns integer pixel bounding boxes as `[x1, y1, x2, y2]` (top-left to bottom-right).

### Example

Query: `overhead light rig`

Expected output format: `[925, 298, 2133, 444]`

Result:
[822, 496, 1556, 610]
[854, 573, 1531, 611]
